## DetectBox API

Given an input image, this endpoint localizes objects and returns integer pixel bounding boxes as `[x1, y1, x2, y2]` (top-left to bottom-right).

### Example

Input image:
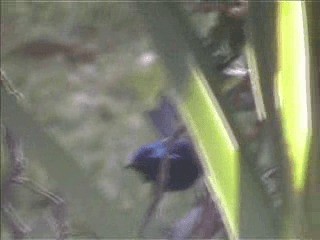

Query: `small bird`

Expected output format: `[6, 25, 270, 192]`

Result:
[126, 138, 202, 191]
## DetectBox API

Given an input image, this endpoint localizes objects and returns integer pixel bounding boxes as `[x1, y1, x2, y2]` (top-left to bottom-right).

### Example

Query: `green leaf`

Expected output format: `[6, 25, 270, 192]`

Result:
[277, 1, 311, 191]
[178, 69, 240, 239]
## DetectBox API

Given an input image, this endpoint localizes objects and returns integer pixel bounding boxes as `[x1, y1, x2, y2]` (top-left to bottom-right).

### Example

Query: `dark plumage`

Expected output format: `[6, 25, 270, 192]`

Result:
[127, 139, 201, 191]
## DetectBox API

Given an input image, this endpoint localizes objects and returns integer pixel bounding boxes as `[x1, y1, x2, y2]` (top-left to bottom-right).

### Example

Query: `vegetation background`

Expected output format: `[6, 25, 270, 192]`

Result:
[1, 2, 208, 238]
[3, 2, 318, 239]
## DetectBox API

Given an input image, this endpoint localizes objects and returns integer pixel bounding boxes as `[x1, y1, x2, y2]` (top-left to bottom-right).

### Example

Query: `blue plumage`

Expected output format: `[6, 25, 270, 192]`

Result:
[127, 139, 202, 191]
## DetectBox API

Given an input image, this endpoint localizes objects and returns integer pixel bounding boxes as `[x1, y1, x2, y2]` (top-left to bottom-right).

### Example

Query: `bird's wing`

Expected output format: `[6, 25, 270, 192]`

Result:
[145, 96, 181, 138]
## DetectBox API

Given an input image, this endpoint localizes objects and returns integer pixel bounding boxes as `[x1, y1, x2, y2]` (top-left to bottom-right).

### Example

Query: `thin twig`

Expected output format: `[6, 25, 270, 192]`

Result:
[2, 127, 30, 239]
[13, 177, 70, 239]
[21, 178, 64, 205]
[22, 179, 70, 239]
[138, 125, 186, 237]
[1, 69, 24, 100]
[158, 125, 186, 195]
[48, 195, 70, 240]
[1, 204, 31, 240]
[4, 127, 27, 184]
[2, 127, 70, 239]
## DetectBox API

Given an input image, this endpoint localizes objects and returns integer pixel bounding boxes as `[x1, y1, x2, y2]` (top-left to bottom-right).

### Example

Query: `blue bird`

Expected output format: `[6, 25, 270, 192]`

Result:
[126, 139, 202, 191]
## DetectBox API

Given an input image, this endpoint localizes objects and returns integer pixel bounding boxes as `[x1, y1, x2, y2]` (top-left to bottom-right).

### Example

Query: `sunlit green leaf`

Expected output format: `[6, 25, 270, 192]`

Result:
[276, 1, 311, 191]
[179, 68, 240, 239]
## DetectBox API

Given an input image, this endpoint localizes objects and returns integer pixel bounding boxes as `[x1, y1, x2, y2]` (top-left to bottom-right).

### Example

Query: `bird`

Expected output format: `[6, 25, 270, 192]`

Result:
[126, 138, 202, 191]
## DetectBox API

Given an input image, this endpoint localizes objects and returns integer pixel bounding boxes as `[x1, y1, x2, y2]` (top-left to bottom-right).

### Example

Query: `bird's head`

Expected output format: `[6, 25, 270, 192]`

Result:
[125, 140, 167, 170]
[125, 140, 168, 182]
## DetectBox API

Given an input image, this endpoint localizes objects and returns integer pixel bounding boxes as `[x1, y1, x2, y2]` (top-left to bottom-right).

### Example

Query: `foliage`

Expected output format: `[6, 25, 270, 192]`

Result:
[1, 1, 319, 239]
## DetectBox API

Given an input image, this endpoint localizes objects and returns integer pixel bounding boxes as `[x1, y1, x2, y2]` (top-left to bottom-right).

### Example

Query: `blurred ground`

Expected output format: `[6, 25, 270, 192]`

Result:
[1, 3, 200, 238]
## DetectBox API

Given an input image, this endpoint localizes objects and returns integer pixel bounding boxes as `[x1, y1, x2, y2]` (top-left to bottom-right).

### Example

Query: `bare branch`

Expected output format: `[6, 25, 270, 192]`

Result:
[16, 178, 70, 239]
[2, 127, 70, 239]
[2, 204, 31, 240]
[2, 127, 30, 239]
[0, 69, 24, 100]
